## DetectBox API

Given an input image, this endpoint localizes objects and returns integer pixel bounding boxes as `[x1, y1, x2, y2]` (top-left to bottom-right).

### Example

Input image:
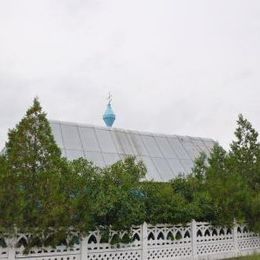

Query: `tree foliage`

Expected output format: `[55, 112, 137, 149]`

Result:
[0, 99, 148, 247]
[0, 98, 71, 247]
[0, 100, 259, 250]
[170, 114, 260, 231]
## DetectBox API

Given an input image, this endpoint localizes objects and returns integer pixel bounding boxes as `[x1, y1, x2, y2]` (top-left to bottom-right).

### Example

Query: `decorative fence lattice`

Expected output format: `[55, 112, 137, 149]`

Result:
[0, 221, 259, 260]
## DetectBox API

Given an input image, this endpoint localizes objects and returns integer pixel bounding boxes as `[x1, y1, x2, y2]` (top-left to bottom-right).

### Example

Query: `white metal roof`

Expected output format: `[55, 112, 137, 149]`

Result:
[50, 120, 215, 182]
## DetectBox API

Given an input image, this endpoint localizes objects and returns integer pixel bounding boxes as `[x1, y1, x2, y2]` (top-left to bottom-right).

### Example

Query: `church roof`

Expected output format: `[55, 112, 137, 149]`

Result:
[50, 120, 215, 182]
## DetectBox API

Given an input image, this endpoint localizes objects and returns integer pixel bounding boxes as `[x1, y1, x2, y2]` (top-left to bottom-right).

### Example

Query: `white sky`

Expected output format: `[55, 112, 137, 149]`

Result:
[0, 0, 259, 149]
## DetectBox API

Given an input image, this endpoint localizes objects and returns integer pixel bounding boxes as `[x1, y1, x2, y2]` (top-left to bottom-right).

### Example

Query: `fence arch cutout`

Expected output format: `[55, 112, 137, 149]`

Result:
[148, 232, 155, 240]
[133, 233, 140, 241]
[204, 229, 210, 237]
[110, 234, 120, 245]
[197, 230, 202, 237]
[184, 231, 190, 238]
[157, 232, 164, 240]
[88, 235, 97, 244]
[16, 237, 28, 248]
[175, 231, 182, 240]
[219, 228, 225, 235]
[212, 229, 218, 236]
[166, 231, 174, 241]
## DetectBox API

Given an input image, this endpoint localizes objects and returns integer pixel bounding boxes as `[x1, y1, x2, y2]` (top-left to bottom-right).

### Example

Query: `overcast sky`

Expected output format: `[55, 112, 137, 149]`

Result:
[0, 0, 259, 149]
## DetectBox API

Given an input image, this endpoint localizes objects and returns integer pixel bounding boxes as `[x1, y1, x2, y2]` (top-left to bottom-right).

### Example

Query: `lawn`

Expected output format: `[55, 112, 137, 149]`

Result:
[227, 255, 260, 260]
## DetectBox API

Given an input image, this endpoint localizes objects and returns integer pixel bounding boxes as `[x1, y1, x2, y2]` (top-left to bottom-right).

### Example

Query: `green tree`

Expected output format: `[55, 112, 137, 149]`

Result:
[67, 156, 147, 243]
[0, 154, 22, 236]
[3, 98, 70, 247]
[65, 158, 102, 234]
[171, 154, 216, 224]
[230, 114, 260, 191]
[142, 181, 200, 225]
[93, 157, 146, 232]
[186, 118, 259, 230]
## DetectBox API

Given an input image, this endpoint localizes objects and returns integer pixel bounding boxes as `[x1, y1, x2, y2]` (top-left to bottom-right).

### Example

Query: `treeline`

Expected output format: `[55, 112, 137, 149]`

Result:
[0, 99, 259, 249]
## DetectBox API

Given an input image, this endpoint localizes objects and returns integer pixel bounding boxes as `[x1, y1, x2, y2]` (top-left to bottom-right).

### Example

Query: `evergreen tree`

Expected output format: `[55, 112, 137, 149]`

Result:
[230, 114, 260, 191]
[229, 115, 260, 231]
[205, 144, 249, 226]
[6, 98, 63, 174]
[0, 154, 22, 235]
[192, 152, 208, 182]
[4, 98, 70, 247]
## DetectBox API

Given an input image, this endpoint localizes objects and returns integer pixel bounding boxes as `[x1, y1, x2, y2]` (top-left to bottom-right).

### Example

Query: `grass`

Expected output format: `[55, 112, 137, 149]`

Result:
[227, 254, 260, 260]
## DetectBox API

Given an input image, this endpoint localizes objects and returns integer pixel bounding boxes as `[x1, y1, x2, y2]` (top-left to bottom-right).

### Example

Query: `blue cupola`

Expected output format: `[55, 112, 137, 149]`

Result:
[103, 94, 116, 127]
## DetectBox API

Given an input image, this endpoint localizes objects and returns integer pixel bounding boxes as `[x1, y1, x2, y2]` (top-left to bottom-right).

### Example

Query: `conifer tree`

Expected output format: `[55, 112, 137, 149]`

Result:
[230, 114, 260, 191]
[6, 98, 63, 174]
[4, 98, 70, 247]
[0, 154, 22, 236]
[229, 115, 260, 232]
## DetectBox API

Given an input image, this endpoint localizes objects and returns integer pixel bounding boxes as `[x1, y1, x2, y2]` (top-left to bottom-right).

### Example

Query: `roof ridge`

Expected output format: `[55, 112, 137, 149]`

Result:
[49, 119, 216, 142]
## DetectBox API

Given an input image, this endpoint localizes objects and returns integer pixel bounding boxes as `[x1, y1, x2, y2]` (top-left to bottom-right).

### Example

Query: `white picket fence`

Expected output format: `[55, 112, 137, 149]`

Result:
[0, 221, 260, 260]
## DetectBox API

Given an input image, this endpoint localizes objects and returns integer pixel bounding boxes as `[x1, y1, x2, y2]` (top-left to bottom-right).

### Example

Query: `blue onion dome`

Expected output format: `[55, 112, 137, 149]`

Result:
[103, 103, 116, 127]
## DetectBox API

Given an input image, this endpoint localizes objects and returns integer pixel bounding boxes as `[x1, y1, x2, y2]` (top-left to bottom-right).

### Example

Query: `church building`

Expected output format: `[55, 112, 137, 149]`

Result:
[50, 99, 215, 182]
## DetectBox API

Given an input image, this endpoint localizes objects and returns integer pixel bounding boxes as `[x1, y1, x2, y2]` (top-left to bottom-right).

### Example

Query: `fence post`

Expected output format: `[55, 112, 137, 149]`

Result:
[6, 238, 16, 260]
[141, 222, 148, 260]
[191, 220, 197, 259]
[8, 248, 15, 260]
[233, 221, 239, 257]
[80, 236, 88, 260]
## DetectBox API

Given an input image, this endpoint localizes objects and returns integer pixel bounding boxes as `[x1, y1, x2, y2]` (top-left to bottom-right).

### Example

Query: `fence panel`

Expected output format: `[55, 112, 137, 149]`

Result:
[0, 221, 259, 260]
